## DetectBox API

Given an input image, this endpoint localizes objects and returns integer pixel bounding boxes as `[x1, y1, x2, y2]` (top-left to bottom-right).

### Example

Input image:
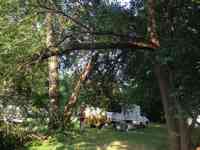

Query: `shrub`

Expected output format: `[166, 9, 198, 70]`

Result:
[0, 122, 29, 150]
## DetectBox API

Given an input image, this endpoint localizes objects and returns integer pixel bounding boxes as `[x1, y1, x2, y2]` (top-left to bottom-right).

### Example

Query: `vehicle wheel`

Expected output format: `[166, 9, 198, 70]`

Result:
[98, 123, 104, 129]
[90, 124, 96, 128]
[140, 122, 145, 128]
[120, 122, 128, 131]
[114, 122, 128, 131]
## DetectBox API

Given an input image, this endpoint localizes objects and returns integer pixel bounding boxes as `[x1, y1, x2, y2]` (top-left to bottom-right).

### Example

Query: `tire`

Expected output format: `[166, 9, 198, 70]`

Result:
[139, 122, 145, 128]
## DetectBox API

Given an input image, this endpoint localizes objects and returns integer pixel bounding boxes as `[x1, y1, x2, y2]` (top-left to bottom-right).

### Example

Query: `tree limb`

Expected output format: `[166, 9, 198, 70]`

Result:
[23, 41, 156, 67]
[63, 53, 99, 124]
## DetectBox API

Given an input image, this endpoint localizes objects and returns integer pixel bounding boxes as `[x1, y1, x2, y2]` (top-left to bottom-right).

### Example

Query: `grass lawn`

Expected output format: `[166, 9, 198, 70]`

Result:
[25, 124, 168, 150]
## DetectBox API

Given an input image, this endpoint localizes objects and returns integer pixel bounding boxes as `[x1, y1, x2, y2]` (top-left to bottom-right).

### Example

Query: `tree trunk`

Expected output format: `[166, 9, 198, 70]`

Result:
[176, 100, 192, 150]
[179, 117, 192, 150]
[46, 12, 60, 129]
[170, 68, 193, 150]
[154, 64, 180, 150]
[63, 54, 98, 125]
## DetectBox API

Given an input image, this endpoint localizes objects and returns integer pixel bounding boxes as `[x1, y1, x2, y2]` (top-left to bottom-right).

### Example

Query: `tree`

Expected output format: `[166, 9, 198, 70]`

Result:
[153, 0, 200, 149]
[46, 12, 60, 129]
[1, 1, 199, 150]
[0, 0, 48, 111]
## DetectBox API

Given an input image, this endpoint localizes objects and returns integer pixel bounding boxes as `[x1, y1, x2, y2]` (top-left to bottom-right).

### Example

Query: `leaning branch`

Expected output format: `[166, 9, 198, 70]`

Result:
[23, 41, 156, 68]
[63, 53, 99, 124]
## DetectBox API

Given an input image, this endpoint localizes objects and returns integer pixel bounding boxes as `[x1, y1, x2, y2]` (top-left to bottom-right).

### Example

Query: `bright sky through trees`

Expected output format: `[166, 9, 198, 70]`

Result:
[118, 0, 131, 5]
[116, 0, 131, 8]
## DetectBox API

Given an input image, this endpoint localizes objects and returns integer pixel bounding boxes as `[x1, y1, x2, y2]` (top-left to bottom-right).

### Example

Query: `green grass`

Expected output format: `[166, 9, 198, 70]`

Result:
[25, 124, 168, 150]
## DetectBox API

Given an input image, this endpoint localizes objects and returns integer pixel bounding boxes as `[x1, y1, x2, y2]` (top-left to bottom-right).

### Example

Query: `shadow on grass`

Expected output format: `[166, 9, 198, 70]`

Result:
[25, 124, 168, 150]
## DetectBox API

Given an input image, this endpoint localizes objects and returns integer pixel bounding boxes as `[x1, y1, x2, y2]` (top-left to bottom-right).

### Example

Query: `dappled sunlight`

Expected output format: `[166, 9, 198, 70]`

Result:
[95, 141, 149, 150]
[74, 141, 97, 150]
[74, 141, 86, 149]
[106, 141, 129, 150]
[72, 140, 150, 150]
[152, 124, 163, 128]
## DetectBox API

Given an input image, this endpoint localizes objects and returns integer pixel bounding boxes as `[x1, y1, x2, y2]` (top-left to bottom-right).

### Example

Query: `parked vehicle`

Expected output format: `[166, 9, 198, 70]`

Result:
[82, 104, 149, 131]
[107, 104, 149, 131]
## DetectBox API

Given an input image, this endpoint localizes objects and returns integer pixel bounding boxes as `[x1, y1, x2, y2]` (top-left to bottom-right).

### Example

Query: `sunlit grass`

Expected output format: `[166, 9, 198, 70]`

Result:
[25, 124, 168, 150]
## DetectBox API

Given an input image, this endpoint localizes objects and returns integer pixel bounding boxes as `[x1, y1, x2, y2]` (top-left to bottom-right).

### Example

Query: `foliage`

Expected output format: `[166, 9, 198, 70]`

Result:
[0, 0, 48, 111]
[0, 1, 199, 150]
[155, 0, 200, 119]
[0, 122, 30, 150]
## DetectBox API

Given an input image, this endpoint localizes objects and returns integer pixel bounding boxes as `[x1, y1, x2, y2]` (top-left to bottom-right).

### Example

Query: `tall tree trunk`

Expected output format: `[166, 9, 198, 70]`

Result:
[170, 67, 193, 150]
[46, 12, 60, 129]
[63, 54, 98, 125]
[154, 64, 180, 150]
[176, 100, 192, 150]
[179, 117, 191, 150]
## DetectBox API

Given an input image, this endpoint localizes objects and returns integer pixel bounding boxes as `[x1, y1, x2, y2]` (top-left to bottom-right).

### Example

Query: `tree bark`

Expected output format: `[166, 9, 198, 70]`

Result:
[46, 12, 60, 129]
[179, 117, 191, 150]
[154, 64, 195, 150]
[170, 67, 193, 150]
[176, 99, 192, 150]
[154, 64, 180, 150]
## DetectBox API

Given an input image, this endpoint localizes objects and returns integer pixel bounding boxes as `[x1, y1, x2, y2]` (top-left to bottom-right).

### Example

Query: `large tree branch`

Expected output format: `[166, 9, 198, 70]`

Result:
[23, 41, 156, 67]
[23, 0, 160, 69]
[63, 53, 99, 124]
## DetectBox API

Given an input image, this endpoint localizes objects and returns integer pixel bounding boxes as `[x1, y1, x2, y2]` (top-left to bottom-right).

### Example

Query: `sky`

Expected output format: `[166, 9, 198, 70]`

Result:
[116, 0, 131, 7]
[118, 0, 131, 4]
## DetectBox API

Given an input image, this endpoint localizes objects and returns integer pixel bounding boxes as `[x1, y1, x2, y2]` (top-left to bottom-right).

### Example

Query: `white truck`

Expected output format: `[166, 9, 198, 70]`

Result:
[107, 104, 149, 131]
[79, 104, 149, 131]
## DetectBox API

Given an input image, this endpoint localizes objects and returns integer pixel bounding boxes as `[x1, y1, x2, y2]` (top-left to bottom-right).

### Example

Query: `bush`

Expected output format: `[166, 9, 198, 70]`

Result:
[0, 122, 29, 150]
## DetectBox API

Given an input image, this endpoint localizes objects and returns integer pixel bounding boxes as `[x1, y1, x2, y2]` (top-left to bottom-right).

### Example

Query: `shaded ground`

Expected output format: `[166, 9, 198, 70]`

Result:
[25, 124, 168, 150]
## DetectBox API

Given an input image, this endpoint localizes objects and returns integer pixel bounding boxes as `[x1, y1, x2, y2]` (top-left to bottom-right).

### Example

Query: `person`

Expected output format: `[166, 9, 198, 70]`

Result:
[79, 104, 85, 131]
